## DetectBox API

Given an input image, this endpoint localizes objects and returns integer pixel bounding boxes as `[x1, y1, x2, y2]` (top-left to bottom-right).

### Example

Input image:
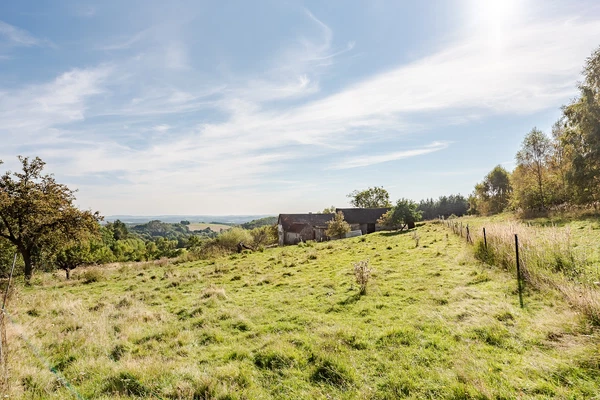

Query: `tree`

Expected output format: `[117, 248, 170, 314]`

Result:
[378, 198, 422, 230]
[320, 206, 336, 214]
[561, 46, 600, 204]
[515, 127, 552, 209]
[0, 156, 101, 281]
[54, 242, 93, 279]
[347, 187, 392, 208]
[470, 166, 512, 215]
[326, 211, 351, 238]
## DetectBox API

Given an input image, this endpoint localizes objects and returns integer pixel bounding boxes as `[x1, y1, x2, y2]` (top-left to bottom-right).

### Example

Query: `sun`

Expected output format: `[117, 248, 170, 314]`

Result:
[466, 0, 526, 47]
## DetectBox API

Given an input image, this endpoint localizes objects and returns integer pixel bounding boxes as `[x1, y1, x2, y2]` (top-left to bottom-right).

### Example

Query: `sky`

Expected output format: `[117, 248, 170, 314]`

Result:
[1, 0, 600, 215]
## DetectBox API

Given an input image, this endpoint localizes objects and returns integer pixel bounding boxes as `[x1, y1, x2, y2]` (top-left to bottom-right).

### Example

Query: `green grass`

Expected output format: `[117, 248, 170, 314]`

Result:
[6, 223, 600, 399]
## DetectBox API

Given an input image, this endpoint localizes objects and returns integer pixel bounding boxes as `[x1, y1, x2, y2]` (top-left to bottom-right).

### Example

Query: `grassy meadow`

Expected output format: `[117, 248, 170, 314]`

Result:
[4, 222, 600, 399]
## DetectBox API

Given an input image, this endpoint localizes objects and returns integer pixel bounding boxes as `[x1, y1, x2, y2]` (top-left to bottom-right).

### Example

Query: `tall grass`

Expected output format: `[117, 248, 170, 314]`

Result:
[450, 220, 600, 325]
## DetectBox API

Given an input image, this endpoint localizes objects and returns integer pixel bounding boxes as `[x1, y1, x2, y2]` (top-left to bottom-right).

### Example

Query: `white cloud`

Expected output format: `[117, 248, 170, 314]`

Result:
[152, 124, 171, 132]
[3, 6, 600, 214]
[0, 20, 43, 47]
[329, 142, 450, 170]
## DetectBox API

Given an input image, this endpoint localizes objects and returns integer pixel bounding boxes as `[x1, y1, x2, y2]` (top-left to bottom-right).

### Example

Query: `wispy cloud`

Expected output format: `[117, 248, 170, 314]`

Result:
[329, 142, 450, 170]
[2, 5, 600, 214]
[0, 20, 44, 47]
[0, 66, 111, 135]
[99, 29, 148, 51]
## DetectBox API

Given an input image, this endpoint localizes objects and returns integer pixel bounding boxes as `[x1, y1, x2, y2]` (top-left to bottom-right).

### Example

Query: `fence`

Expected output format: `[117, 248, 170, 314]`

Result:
[439, 217, 600, 323]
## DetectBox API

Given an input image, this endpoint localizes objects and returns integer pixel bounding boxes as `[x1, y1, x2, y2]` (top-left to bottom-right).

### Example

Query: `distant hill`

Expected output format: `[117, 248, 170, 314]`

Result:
[241, 216, 278, 229]
[105, 215, 275, 225]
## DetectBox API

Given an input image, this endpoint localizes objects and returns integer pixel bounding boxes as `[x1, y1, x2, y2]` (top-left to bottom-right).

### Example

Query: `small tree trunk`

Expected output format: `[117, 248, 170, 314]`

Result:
[22, 249, 33, 283]
[65, 268, 71, 280]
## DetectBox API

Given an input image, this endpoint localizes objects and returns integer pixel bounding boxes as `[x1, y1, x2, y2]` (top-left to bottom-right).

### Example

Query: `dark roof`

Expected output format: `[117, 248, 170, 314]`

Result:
[336, 208, 390, 224]
[277, 214, 334, 231]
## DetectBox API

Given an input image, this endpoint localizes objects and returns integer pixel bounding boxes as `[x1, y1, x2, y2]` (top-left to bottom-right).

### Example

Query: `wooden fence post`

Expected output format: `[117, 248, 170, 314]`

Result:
[515, 234, 524, 308]
[483, 227, 487, 249]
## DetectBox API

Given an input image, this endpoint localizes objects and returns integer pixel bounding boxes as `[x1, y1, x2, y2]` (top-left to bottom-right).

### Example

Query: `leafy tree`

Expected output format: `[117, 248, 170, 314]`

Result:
[378, 198, 422, 229]
[0, 157, 101, 281]
[109, 219, 129, 240]
[54, 242, 93, 279]
[347, 187, 392, 208]
[561, 46, 600, 204]
[470, 166, 512, 215]
[0, 240, 20, 278]
[515, 127, 552, 209]
[326, 211, 351, 238]
[417, 194, 468, 219]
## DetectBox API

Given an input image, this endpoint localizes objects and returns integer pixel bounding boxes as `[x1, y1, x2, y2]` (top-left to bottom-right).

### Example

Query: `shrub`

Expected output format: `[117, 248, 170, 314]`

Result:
[214, 227, 252, 252]
[326, 211, 351, 238]
[249, 225, 278, 247]
[353, 259, 372, 295]
[80, 269, 104, 284]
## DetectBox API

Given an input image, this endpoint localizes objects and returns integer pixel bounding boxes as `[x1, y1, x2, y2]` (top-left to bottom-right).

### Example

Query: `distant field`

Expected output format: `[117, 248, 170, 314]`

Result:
[6, 222, 600, 398]
[188, 222, 232, 232]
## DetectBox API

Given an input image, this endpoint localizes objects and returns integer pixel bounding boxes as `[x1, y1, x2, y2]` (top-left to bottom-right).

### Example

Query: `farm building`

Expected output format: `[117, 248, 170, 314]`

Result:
[277, 208, 391, 246]
[335, 208, 390, 234]
[277, 214, 333, 246]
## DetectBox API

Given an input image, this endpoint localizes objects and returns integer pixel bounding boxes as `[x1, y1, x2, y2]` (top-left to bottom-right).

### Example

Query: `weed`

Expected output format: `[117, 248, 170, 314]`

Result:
[353, 259, 372, 295]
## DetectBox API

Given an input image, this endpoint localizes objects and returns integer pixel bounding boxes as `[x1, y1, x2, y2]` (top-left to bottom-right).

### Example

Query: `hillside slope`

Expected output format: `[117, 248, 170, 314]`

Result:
[6, 223, 600, 399]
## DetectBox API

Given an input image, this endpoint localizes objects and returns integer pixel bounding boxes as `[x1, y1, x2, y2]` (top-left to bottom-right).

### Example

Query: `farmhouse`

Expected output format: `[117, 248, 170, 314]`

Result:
[277, 208, 391, 246]
[277, 214, 333, 246]
[336, 208, 390, 234]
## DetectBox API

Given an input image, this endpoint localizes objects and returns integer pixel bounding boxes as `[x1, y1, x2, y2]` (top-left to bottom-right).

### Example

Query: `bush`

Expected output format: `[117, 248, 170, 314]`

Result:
[353, 259, 372, 295]
[249, 225, 278, 248]
[326, 211, 351, 238]
[214, 228, 252, 252]
[80, 269, 104, 284]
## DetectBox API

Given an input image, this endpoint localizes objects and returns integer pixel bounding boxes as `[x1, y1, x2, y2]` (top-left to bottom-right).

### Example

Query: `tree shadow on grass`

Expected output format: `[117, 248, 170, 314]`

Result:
[338, 293, 361, 306]
[380, 229, 413, 237]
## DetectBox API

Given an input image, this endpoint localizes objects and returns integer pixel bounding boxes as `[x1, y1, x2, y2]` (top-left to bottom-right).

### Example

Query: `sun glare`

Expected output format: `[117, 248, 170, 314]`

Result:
[466, 0, 526, 47]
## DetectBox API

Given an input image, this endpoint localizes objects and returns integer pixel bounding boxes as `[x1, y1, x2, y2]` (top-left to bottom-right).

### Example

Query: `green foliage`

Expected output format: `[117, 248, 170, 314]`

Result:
[347, 186, 392, 208]
[418, 194, 468, 220]
[326, 211, 351, 238]
[241, 216, 277, 230]
[378, 198, 422, 229]
[0, 156, 101, 280]
[53, 242, 94, 279]
[320, 205, 336, 214]
[470, 165, 512, 215]
[249, 225, 277, 248]
[515, 127, 552, 209]
[213, 228, 253, 252]
[560, 47, 600, 204]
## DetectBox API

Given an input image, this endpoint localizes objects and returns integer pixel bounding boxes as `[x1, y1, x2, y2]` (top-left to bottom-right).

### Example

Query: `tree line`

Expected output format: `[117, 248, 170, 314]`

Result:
[470, 46, 600, 215]
[0, 157, 278, 281]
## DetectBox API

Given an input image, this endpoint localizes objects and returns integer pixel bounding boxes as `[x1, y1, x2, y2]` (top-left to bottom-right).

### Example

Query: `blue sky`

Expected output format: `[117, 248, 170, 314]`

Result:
[1, 0, 600, 215]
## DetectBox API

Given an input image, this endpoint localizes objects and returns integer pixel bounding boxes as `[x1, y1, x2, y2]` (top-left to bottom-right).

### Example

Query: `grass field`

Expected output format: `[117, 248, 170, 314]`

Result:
[5, 222, 600, 399]
[188, 223, 233, 233]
